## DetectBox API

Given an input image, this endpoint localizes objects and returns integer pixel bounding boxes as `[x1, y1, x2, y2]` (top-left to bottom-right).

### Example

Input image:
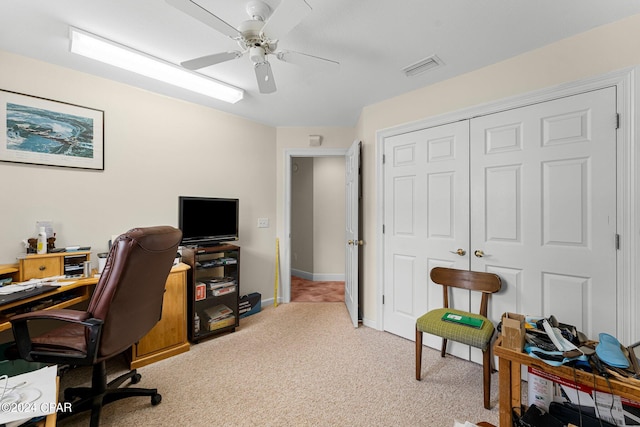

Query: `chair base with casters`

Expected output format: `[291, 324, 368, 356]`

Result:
[58, 360, 162, 425]
[415, 267, 502, 410]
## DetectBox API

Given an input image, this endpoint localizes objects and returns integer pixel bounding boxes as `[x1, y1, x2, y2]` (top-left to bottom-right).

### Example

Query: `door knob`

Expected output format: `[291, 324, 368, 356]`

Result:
[348, 240, 364, 246]
[348, 240, 353, 245]
[474, 250, 485, 258]
[449, 249, 466, 256]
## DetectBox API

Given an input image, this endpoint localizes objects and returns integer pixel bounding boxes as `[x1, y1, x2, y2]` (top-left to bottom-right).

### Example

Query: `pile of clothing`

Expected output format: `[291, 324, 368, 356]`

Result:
[521, 315, 639, 379]
[504, 315, 640, 427]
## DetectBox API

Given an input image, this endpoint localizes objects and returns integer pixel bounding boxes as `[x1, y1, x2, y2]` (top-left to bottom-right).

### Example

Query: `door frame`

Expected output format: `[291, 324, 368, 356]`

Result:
[282, 147, 348, 304]
[376, 66, 639, 344]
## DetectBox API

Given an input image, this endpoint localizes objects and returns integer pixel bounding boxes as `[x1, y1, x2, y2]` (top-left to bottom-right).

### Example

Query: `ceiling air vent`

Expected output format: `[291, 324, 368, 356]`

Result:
[402, 55, 443, 77]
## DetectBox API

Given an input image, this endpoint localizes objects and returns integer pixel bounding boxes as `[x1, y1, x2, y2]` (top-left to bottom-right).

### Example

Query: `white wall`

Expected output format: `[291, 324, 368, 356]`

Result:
[0, 50, 277, 299]
[356, 13, 640, 327]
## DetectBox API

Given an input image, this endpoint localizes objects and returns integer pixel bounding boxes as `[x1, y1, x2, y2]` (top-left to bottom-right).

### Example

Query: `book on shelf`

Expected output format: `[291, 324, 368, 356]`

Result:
[198, 258, 237, 268]
[208, 314, 235, 331]
[195, 282, 207, 301]
[204, 304, 233, 321]
[206, 277, 236, 289]
[212, 285, 236, 296]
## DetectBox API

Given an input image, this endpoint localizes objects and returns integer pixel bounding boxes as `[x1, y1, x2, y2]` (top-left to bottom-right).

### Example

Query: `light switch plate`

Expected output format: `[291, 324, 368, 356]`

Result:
[257, 218, 269, 228]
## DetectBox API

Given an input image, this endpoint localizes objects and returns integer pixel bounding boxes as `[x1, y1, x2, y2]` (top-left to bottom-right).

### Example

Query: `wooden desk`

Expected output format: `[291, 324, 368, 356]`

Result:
[1, 263, 190, 369]
[127, 263, 190, 369]
[494, 336, 640, 427]
[0, 277, 98, 333]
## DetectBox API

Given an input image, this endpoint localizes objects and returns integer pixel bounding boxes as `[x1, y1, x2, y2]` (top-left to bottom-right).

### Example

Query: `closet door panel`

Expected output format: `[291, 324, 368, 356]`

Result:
[383, 121, 470, 342]
[470, 87, 617, 340]
[485, 165, 521, 243]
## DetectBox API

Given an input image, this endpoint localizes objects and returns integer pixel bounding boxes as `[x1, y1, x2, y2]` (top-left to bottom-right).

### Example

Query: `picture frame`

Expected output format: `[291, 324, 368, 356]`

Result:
[0, 89, 104, 170]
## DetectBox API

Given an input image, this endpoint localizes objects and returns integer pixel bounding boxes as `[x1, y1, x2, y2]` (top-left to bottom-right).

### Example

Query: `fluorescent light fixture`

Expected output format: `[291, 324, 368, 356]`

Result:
[69, 27, 244, 104]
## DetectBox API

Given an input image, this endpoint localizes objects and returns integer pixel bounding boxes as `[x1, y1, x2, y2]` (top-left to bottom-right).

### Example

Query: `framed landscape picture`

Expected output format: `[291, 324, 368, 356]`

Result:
[0, 89, 104, 170]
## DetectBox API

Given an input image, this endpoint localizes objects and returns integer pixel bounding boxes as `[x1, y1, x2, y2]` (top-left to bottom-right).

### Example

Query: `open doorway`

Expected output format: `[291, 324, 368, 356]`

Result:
[282, 143, 362, 327]
[289, 156, 345, 302]
[282, 148, 348, 304]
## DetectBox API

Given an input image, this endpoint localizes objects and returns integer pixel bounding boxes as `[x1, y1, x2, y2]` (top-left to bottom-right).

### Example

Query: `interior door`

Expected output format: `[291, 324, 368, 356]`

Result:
[469, 88, 618, 365]
[345, 140, 361, 328]
[382, 122, 470, 346]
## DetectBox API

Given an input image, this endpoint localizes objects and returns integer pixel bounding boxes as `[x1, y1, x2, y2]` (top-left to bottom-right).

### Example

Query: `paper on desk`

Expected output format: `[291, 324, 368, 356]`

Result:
[0, 365, 57, 425]
[0, 276, 66, 294]
[0, 282, 39, 295]
[52, 280, 77, 287]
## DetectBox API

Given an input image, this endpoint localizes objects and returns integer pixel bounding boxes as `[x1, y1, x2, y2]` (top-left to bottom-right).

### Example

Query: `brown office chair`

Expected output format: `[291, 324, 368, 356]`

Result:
[415, 267, 501, 409]
[10, 226, 182, 427]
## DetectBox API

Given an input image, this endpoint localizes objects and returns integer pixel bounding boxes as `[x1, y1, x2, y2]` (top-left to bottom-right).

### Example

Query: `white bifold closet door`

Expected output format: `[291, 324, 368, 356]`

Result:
[383, 87, 618, 362]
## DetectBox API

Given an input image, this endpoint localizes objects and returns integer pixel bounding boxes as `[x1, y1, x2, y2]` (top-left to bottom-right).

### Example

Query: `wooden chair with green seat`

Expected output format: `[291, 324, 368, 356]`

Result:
[415, 267, 502, 409]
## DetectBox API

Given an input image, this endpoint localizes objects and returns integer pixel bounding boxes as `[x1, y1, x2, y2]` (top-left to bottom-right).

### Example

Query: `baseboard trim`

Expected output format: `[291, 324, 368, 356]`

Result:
[291, 269, 345, 282]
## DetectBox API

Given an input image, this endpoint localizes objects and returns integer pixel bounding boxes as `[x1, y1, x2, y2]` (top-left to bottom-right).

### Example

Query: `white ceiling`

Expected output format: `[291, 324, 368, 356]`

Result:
[2, 1, 640, 127]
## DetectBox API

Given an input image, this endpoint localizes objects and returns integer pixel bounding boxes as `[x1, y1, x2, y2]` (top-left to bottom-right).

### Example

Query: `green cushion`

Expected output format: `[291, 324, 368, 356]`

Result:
[416, 308, 495, 351]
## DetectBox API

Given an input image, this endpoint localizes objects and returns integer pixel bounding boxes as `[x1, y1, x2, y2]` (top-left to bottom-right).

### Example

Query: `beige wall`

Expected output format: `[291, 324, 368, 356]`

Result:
[4, 12, 640, 325]
[291, 157, 314, 273]
[0, 50, 277, 299]
[290, 156, 346, 278]
[312, 156, 345, 277]
[356, 14, 640, 326]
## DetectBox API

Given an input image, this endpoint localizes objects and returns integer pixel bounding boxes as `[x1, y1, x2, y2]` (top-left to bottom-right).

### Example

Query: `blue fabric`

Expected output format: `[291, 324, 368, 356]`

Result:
[525, 344, 588, 367]
[596, 333, 629, 368]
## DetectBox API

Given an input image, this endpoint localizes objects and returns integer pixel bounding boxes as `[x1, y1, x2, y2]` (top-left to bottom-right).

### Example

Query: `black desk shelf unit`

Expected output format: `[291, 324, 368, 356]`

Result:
[183, 244, 240, 343]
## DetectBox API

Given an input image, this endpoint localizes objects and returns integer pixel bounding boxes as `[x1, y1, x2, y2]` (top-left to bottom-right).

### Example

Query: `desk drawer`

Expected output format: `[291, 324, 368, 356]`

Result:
[20, 257, 61, 280]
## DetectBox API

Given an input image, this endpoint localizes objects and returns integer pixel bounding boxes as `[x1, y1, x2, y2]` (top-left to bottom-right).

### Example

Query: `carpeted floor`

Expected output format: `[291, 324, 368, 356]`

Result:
[57, 303, 500, 427]
[290, 276, 345, 302]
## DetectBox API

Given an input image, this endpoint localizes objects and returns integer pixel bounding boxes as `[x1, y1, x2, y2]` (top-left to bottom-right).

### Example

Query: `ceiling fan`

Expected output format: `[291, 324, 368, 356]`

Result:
[166, 0, 339, 94]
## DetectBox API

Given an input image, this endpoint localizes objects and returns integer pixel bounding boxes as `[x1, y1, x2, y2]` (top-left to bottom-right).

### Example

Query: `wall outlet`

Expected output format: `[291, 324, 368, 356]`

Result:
[257, 218, 269, 228]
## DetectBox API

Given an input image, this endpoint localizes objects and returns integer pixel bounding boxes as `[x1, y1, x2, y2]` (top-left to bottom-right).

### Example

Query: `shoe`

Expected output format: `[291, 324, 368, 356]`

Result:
[596, 333, 629, 368]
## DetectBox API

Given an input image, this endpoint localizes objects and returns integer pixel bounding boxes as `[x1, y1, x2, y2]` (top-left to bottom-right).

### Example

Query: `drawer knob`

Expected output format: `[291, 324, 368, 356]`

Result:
[39, 265, 46, 271]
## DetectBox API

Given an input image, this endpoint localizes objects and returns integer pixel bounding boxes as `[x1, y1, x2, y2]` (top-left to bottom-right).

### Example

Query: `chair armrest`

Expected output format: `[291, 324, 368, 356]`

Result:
[10, 309, 104, 364]
[11, 309, 90, 323]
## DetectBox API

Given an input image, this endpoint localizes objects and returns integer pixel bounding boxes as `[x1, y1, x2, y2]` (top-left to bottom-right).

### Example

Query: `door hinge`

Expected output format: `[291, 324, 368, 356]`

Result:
[382, 154, 386, 164]
[382, 295, 385, 304]
[616, 113, 620, 129]
[382, 224, 385, 234]
[615, 233, 620, 250]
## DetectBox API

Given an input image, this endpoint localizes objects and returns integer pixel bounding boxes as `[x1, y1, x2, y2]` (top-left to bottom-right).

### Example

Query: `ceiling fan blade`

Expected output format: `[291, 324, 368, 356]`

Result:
[261, 0, 311, 40]
[276, 50, 339, 71]
[254, 62, 277, 94]
[166, 0, 240, 39]
[181, 51, 243, 70]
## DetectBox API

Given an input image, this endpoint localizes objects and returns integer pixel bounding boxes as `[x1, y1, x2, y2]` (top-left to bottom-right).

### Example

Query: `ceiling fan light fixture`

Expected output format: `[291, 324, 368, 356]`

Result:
[69, 26, 244, 104]
[249, 46, 266, 64]
[402, 55, 443, 77]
